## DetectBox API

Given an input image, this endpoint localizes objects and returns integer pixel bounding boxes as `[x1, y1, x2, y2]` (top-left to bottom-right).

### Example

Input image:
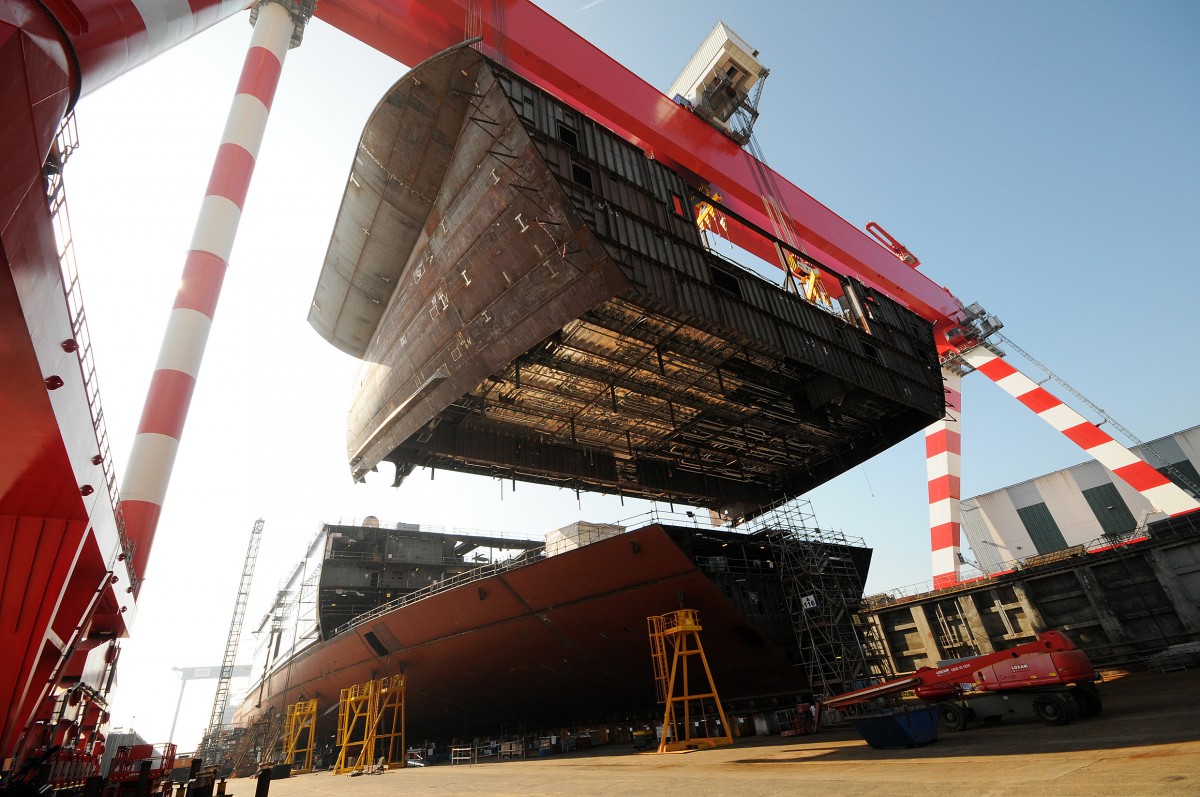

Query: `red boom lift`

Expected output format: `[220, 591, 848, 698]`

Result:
[820, 631, 1103, 731]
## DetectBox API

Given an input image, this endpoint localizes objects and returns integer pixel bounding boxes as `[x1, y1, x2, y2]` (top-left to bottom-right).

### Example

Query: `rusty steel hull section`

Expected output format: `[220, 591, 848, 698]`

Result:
[236, 525, 809, 739]
[312, 48, 944, 518]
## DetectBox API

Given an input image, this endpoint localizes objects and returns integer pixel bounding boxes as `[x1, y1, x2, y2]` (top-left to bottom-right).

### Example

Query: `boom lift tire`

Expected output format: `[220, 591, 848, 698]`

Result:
[1069, 684, 1103, 718]
[1031, 694, 1073, 726]
[936, 701, 968, 731]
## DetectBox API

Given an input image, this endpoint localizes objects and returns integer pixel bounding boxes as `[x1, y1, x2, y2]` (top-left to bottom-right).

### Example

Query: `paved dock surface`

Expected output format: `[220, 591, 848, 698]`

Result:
[231, 669, 1200, 797]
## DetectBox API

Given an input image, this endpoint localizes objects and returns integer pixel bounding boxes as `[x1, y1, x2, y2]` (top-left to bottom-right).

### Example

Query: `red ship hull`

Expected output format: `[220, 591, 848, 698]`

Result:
[236, 524, 808, 741]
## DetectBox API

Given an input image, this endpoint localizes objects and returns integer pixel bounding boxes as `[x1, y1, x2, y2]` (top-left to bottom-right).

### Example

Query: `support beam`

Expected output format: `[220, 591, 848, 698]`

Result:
[1010, 582, 1048, 636]
[908, 604, 945, 666]
[962, 347, 1200, 518]
[120, 0, 312, 587]
[927, 368, 962, 588]
[1145, 548, 1200, 635]
[957, 595, 997, 654]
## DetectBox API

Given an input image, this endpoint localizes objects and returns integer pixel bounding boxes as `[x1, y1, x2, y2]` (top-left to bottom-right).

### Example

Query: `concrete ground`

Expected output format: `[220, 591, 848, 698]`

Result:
[231, 668, 1200, 797]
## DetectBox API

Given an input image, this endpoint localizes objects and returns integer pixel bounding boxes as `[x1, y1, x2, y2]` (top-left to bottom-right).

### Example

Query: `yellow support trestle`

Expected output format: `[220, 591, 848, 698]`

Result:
[333, 675, 407, 774]
[283, 699, 317, 773]
[647, 609, 733, 753]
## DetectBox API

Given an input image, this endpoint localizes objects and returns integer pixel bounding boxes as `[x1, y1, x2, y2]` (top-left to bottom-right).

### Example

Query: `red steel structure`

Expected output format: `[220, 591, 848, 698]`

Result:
[2, 0, 1197, 771]
[925, 370, 964, 589]
[295, 0, 1200, 589]
[1, 0, 248, 769]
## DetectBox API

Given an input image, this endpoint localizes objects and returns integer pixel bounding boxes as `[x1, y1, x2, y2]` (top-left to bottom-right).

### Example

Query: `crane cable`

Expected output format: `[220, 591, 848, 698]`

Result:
[744, 135, 832, 309]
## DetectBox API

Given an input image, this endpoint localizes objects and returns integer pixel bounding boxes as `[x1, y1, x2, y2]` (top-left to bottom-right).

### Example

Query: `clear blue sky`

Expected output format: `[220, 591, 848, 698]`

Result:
[67, 1, 1198, 749]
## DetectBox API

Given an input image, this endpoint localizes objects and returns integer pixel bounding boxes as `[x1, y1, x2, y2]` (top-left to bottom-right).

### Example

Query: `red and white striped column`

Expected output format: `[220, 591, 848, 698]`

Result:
[927, 367, 963, 589]
[120, 0, 310, 587]
[963, 347, 1200, 517]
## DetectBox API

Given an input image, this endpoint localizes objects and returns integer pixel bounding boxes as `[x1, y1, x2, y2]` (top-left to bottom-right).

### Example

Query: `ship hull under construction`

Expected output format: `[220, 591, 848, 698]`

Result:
[233, 521, 869, 743]
[310, 47, 944, 520]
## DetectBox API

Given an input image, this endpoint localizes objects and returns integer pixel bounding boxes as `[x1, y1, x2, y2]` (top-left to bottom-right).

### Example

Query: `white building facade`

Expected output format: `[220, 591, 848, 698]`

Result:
[962, 426, 1200, 573]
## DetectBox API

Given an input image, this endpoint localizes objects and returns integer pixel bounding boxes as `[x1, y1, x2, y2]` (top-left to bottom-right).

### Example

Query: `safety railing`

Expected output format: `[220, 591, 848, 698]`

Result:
[331, 500, 848, 636]
[332, 547, 546, 637]
[863, 527, 1165, 608]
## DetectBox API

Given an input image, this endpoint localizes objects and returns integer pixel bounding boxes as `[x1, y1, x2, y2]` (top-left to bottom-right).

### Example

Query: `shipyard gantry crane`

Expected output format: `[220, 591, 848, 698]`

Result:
[3, 0, 1198, 771]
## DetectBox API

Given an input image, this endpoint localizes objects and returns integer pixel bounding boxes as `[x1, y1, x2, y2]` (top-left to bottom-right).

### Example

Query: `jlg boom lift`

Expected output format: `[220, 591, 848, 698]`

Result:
[819, 630, 1103, 731]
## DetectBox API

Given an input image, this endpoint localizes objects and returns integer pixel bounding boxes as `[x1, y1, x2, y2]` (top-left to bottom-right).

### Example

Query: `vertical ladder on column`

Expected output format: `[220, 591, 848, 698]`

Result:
[646, 615, 670, 703]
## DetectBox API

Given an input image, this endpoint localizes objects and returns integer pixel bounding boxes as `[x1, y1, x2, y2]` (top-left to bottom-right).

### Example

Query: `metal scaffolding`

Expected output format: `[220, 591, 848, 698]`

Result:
[228, 707, 285, 778]
[751, 500, 881, 701]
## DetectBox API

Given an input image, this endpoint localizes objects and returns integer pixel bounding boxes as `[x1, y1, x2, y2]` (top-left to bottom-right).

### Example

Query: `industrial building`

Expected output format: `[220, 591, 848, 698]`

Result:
[864, 427, 1200, 671]
[961, 425, 1200, 573]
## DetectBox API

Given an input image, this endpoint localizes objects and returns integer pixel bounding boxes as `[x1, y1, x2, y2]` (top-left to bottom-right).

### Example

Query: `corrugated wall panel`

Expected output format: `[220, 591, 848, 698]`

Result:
[508, 60, 943, 419]
[1171, 428, 1200, 473]
[975, 491, 1038, 562]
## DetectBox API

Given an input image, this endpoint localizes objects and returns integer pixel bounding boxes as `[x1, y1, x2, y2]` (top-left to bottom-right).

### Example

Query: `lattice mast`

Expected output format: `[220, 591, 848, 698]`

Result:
[756, 501, 874, 700]
[201, 518, 265, 764]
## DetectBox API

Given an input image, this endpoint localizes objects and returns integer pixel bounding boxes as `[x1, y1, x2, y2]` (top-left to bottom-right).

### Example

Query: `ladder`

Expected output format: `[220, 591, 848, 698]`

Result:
[646, 615, 670, 703]
[201, 519, 265, 765]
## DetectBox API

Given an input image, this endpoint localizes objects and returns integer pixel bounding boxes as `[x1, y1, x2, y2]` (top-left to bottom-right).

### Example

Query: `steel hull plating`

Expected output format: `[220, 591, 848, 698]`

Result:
[311, 48, 944, 520]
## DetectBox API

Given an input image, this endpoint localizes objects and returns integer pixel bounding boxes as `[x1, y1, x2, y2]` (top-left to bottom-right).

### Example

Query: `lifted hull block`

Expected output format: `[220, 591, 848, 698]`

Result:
[311, 48, 943, 517]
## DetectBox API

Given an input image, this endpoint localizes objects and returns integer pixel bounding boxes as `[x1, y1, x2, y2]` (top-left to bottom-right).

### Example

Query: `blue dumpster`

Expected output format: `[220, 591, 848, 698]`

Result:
[849, 706, 939, 749]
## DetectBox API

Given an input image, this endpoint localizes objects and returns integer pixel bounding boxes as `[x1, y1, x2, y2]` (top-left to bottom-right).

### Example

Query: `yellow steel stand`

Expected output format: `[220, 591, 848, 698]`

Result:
[648, 609, 733, 753]
[373, 675, 406, 768]
[283, 699, 317, 773]
[332, 675, 408, 774]
[333, 682, 376, 774]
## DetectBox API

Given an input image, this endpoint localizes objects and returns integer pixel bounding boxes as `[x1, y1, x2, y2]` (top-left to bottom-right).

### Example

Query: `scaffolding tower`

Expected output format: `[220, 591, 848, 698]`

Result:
[200, 519, 265, 765]
[750, 500, 885, 703]
[229, 707, 284, 778]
